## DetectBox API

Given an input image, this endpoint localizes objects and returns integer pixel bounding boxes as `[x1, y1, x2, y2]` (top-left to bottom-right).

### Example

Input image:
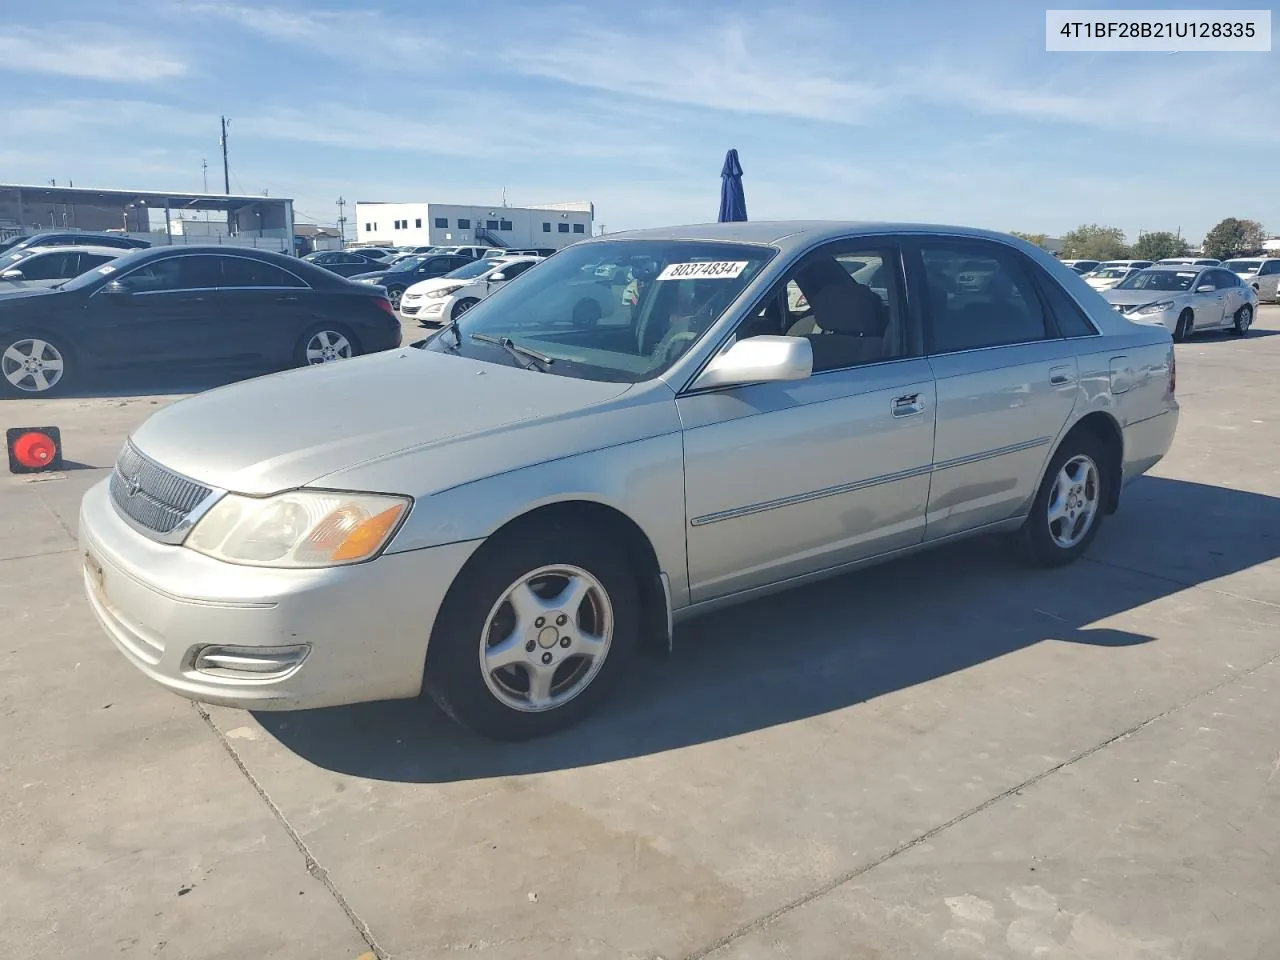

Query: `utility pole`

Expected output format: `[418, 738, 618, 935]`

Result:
[201, 157, 208, 193]
[220, 116, 231, 194]
[336, 197, 347, 244]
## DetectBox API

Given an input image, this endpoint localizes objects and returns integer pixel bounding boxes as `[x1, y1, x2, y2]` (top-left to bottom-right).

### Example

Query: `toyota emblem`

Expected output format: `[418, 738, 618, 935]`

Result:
[125, 474, 142, 498]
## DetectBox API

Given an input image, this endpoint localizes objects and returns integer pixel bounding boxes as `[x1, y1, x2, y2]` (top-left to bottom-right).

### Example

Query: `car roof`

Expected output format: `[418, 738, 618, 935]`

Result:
[585, 220, 1056, 254]
[1145, 263, 1212, 271]
[20, 244, 127, 256]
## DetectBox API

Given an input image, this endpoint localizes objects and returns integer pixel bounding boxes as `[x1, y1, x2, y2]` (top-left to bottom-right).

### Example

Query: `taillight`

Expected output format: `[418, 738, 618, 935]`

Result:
[374, 298, 395, 318]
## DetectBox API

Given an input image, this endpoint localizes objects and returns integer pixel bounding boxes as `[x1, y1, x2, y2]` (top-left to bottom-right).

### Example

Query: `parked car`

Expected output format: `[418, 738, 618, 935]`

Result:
[1094, 259, 1153, 273]
[1156, 257, 1220, 267]
[398, 256, 541, 324]
[1244, 258, 1280, 302]
[0, 246, 400, 396]
[302, 249, 397, 278]
[1221, 258, 1264, 279]
[442, 245, 501, 261]
[1102, 264, 1257, 339]
[1083, 265, 1141, 291]
[348, 254, 473, 308]
[1060, 259, 1101, 275]
[0, 231, 151, 256]
[0, 245, 124, 290]
[79, 221, 1177, 739]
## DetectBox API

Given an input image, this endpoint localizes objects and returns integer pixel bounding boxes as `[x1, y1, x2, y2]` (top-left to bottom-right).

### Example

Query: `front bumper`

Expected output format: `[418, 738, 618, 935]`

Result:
[1113, 304, 1177, 331]
[79, 479, 480, 711]
[401, 298, 447, 324]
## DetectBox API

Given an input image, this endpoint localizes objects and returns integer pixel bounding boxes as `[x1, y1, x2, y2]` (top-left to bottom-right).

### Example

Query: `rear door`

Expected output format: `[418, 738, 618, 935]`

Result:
[909, 236, 1079, 540]
[217, 255, 312, 364]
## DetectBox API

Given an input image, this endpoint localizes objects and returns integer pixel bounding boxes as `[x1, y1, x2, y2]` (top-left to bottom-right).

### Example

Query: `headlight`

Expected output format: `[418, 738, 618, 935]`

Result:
[359, 278, 382, 285]
[425, 284, 464, 299]
[186, 490, 411, 567]
[1135, 300, 1175, 315]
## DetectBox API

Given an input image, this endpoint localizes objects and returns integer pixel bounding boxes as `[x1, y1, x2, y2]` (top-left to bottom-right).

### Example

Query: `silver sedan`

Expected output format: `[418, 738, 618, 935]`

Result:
[80, 222, 1178, 739]
[1102, 264, 1258, 340]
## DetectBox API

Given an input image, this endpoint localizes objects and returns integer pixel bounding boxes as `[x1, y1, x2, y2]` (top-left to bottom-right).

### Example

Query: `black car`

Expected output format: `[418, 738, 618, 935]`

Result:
[348, 254, 472, 307]
[302, 249, 396, 278]
[0, 231, 151, 256]
[0, 246, 401, 397]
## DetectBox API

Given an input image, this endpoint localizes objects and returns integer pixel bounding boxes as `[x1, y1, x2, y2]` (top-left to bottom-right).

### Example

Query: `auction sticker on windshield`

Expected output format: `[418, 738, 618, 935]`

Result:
[657, 261, 749, 280]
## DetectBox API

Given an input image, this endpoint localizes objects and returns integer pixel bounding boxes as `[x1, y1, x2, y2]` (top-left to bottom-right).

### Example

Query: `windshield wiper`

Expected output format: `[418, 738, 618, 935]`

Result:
[470, 333, 553, 370]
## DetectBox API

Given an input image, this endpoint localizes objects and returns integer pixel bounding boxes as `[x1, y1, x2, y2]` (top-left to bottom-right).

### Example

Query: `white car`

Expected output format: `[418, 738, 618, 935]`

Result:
[1084, 266, 1141, 291]
[399, 256, 539, 324]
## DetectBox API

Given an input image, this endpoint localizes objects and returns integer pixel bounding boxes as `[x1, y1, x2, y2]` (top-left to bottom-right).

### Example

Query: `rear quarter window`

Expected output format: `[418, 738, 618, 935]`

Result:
[1033, 266, 1098, 338]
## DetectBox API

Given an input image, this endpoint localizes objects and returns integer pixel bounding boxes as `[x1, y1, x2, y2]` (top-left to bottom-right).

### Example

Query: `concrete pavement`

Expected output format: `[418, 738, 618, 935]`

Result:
[2, 307, 1278, 959]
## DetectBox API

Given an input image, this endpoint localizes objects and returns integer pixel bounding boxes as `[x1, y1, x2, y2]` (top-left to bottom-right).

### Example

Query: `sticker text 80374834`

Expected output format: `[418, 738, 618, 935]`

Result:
[656, 260, 749, 281]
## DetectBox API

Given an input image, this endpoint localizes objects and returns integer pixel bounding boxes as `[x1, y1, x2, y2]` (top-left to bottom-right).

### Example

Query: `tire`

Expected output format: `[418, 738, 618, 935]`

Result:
[1015, 432, 1109, 568]
[386, 286, 406, 310]
[0, 332, 74, 397]
[293, 324, 360, 367]
[1232, 304, 1253, 337]
[425, 517, 639, 740]
[1172, 309, 1193, 342]
[450, 297, 479, 322]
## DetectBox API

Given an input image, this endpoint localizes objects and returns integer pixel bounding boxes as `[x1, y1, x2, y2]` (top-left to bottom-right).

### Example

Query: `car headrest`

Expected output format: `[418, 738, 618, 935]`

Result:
[808, 278, 887, 337]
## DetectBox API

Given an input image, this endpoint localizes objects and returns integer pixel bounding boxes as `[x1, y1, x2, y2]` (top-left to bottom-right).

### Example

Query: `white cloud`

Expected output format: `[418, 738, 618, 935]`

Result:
[0, 25, 187, 82]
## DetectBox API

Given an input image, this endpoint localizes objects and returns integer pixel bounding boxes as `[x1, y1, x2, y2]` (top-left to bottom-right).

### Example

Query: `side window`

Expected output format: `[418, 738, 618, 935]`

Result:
[17, 252, 72, 280]
[1030, 265, 1097, 338]
[501, 260, 535, 280]
[78, 253, 115, 273]
[918, 242, 1049, 353]
[1259, 261, 1280, 277]
[735, 247, 905, 373]
[117, 256, 221, 293]
[219, 257, 307, 288]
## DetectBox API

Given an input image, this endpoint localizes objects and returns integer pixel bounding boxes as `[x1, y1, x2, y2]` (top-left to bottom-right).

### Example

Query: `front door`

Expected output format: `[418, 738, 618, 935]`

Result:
[1190, 269, 1228, 330]
[83, 254, 224, 367]
[679, 241, 935, 603]
[910, 237, 1079, 539]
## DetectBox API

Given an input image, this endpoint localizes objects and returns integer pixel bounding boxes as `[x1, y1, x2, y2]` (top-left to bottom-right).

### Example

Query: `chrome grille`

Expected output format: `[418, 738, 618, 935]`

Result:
[109, 442, 213, 536]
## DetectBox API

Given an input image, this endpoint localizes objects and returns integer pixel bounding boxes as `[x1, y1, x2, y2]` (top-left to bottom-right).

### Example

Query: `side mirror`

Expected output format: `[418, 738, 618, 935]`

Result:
[0, 269, 23, 280]
[692, 335, 813, 390]
[102, 279, 131, 295]
[1195, 284, 1214, 293]
[488, 272, 506, 282]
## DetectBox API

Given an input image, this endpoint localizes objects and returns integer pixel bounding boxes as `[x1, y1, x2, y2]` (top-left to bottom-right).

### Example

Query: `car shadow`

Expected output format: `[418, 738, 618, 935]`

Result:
[1187, 329, 1280, 342]
[257, 476, 1280, 782]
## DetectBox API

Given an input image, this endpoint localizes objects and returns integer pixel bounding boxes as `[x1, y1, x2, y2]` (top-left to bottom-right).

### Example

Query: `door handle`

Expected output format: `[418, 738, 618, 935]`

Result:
[1049, 365, 1076, 386]
[891, 393, 925, 417]
[275, 295, 299, 302]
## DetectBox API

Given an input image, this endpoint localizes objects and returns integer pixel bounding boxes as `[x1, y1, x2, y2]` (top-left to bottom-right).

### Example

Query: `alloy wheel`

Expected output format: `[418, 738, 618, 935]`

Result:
[1047, 454, 1100, 549]
[1, 338, 66, 393]
[304, 330, 353, 364]
[479, 564, 614, 713]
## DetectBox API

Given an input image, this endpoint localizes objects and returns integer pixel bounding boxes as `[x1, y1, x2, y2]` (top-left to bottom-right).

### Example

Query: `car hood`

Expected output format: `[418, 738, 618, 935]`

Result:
[1101, 288, 1187, 307]
[0, 285, 63, 305]
[347, 271, 388, 282]
[128, 348, 633, 495]
[404, 276, 470, 296]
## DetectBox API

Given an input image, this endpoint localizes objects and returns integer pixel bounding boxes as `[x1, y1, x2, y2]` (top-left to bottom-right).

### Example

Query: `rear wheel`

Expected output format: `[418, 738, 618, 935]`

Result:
[1015, 432, 1108, 568]
[1173, 309, 1193, 342]
[0, 333, 74, 397]
[294, 324, 359, 367]
[425, 518, 638, 740]
[451, 297, 479, 322]
[1232, 304, 1253, 336]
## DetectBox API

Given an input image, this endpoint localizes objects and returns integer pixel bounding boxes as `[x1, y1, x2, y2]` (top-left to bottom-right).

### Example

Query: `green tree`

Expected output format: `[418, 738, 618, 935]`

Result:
[1202, 218, 1267, 260]
[1060, 224, 1130, 260]
[1010, 231, 1050, 249]
[1132, 231, 1189, 261]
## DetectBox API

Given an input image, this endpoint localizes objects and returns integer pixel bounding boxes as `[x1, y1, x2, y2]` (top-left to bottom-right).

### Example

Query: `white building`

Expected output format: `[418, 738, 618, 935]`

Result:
[354, 200, 593, 250]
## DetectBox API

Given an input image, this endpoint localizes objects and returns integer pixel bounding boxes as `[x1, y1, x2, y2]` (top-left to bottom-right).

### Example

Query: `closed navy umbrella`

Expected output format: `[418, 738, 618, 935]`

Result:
[717, 148, 747, 223]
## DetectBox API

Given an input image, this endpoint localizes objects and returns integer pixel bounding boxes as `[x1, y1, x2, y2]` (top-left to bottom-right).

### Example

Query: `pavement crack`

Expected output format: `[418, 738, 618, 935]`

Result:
[193, 702, 390, 960]
[684, 647, 1280, 960]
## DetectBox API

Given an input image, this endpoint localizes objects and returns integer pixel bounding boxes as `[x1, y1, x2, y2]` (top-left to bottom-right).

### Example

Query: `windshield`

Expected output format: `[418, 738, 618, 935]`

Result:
[59, 249, 148, 291]
[1115, 269, 1198, 292]
[1223, 260, 1261, 273]
[423, 239, 776, 382]
[446, 258, 506, 280]
[387, 256, 428, 273]
[1093, 268, 1129, 279]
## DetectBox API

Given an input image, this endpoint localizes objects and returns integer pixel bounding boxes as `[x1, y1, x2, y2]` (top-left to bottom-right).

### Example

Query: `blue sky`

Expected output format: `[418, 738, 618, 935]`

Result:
[2, 0, 1275, 242]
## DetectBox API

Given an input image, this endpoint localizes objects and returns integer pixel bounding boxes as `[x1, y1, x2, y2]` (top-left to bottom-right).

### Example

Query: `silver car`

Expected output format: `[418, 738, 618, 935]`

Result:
[1102, 264, 1258, 340]
[1241, 258, 1280, 302]
[0, 244, 123, 291]
[80, 222, 1179, 739]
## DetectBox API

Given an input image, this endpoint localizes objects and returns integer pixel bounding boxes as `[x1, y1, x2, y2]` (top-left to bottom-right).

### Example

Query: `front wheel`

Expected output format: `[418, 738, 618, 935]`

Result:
[1015, 433, 1108, 568]
[450, 297, 479, 322]
[1232, 304, 1252, 337]
[1173, 309, 1193, 342]
[386, 286, 405, 310]
[425, 519, 638, 740]
[293, 324, 359, 367]
[0, 333, 74, 397]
